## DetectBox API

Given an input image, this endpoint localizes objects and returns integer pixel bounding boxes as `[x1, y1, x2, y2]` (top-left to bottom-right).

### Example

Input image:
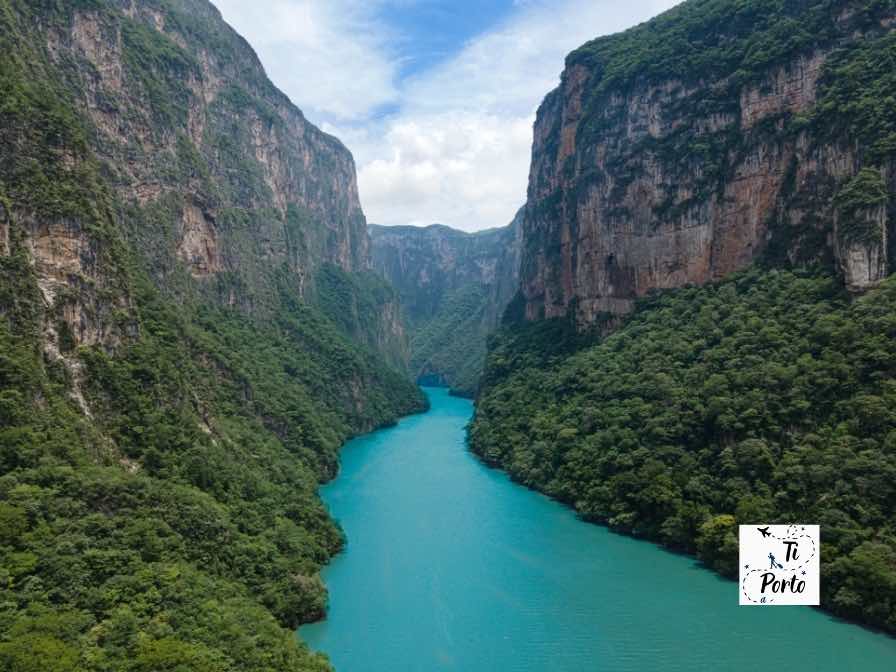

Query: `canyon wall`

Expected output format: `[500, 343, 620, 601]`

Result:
[473, 1, 896, 636]
[0, 0, 409, 377]
[369, 212, 523, 394]
[0, 0, 428, 666]
[68, 0, 369, 285]
[521, 0, 896, 325]
[370, 215, 522, 327]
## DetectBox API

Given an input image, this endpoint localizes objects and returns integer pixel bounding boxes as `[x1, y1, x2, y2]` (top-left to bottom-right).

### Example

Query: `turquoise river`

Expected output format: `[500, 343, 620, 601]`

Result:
[300, 388, 896, 671]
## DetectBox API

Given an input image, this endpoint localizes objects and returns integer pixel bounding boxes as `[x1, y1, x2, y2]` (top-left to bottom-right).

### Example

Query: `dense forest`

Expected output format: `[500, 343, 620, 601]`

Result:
[0, 0, 424, 670]
[476, 0, 896, 636]
[408, 283, 494, 395]
[0, 259, 424, 672]
[471, 268, 896, 633]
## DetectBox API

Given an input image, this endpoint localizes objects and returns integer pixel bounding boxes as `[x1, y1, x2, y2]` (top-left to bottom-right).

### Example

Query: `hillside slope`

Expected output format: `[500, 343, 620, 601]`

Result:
[369, 213, 522, 396]
[473, 0, 896, 635]
[473, 269, 896, 632]
[0, 1, 422, 670]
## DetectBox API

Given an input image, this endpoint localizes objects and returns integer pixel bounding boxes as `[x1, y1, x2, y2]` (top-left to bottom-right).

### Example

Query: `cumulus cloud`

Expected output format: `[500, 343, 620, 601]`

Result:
[345, 112, 533, 230]
[215, 0, 682, 231]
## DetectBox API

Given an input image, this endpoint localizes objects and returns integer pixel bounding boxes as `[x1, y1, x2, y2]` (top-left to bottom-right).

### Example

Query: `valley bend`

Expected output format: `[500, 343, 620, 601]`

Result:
[0, 1, 894, 672]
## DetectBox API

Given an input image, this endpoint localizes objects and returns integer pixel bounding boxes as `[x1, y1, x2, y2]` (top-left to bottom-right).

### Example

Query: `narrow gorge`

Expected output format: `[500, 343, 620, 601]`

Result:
[1, 0, 896, 670]
[368, 212, 522, 396]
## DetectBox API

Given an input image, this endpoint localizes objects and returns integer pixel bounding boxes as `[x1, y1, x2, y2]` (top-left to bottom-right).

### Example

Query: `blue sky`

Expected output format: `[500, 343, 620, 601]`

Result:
[379, 0, 518, 79]
[213, 0, 681, 231]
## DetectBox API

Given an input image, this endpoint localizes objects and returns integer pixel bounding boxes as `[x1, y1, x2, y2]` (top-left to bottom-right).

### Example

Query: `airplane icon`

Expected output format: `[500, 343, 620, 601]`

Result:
[758, 527, 772, 538]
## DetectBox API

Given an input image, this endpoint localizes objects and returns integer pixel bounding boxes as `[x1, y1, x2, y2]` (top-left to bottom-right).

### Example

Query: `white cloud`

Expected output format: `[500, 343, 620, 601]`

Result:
[213, 1, 399, 122]
[214, 0, 682, 231]
[346, 112, 533, 230]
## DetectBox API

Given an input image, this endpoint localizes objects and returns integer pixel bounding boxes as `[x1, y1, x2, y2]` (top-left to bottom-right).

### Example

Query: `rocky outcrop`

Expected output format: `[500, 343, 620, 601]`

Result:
[369, 211, 523, 393]
[0, 0, 418, 425]
[837, 233, 888, 292]
[0, 0, 406, 362]
[177, 201, 222, 277]
[60, 0, 367, 284]
[521, 0, 895, 325]
[22, 216, 124, 347]
[835, 203, 889, 292]
[832, 167, 892, 292]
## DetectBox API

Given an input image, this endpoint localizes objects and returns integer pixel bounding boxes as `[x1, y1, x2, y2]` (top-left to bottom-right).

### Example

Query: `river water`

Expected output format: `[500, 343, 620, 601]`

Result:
[300, 388, 896, 671]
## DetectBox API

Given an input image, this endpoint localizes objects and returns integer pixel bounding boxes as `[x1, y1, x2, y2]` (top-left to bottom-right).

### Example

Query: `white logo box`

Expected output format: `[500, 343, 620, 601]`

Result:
[739, 525, 820, 606]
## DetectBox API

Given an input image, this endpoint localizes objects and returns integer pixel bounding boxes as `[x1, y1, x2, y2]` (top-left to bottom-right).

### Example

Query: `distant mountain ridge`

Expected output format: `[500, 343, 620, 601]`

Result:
[369, 212, 522, 395]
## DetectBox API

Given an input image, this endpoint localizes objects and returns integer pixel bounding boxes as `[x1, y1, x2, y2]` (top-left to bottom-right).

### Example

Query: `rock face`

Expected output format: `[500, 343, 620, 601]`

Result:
[369, 212, 523, 394]
[370, 215, 522, 327]
[521, 0, 896, 325]
[0, 0, 409, 363]
[0, 0, 419, 426]
[177, 201, 222, 277]
[64, 0, 367, 290]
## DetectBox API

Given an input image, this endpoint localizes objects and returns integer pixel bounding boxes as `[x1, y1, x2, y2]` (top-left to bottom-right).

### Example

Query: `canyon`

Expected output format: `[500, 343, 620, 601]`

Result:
[369, 212, 522, 395]
[2, 0, 896, 669]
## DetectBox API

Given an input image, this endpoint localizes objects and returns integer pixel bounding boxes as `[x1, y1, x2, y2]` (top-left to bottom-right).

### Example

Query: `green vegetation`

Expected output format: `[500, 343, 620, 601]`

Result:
[0, 0, 107, 224]
[472, 268, 896, 633]
[0, 256, 422, 671]
[409, 284, 493, 397]
[812, 28, 896, 163]
[0, 0, 424, 670]
[121, 17, 198, 130]
[313, 264, 413, 373]
[834, 168, 889, 244]
[568, 0, 894, 95]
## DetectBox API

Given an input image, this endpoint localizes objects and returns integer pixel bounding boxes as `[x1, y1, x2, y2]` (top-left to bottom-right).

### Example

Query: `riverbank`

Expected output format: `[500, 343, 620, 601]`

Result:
[302, 388, 896, 671]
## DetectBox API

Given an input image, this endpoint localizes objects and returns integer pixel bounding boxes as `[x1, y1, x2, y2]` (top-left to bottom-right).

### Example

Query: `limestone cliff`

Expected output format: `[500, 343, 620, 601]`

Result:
[67, 0, 368, 287]
[0, 0, 411, 395]
[369, 212, 522, 395]
[521, 0, 896, 325]
[0, 1, 424, 665]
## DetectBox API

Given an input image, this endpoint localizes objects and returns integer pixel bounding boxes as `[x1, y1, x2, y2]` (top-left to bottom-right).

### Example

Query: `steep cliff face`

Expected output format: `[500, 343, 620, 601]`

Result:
[0, 0, 379, 338]
[0, 1, 422, 669]
[473, 0, 896, 639]
[311, 264, 412, 374]
[369, 212, 522, 394]
[68, 0, 367, 270]
[522, 0, 896, 325]
[0, 0, 411, 380]
[58, 0, 367, 304]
